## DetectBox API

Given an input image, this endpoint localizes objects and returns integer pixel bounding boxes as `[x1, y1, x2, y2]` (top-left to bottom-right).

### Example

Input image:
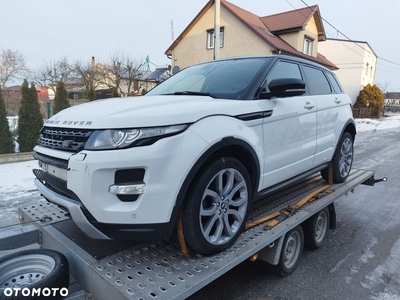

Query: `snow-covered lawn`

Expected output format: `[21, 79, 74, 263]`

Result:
[356, 114, 400, 132]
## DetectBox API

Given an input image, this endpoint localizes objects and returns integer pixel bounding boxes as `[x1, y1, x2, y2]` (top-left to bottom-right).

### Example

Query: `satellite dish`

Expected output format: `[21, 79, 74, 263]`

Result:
[172, 66, 181, 75]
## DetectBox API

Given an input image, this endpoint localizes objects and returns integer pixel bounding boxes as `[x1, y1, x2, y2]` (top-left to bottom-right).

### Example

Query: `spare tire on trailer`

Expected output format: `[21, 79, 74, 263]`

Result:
[0, 249, 69, 300]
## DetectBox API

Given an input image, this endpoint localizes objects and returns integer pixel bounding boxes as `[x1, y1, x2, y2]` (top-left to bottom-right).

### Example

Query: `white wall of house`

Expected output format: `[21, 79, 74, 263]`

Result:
[318, 39, 377, 104]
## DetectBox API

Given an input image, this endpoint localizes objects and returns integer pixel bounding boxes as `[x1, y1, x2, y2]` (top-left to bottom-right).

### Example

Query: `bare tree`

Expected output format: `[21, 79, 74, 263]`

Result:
[72, 58, 102, 96]
[71, 54, 143, 99]
[0, 49, 30, 88]
[98, 52, 143, 95]
[97, 52, 124, 91]
[123, 56, 144, 95]
[34, 57, 74, 92]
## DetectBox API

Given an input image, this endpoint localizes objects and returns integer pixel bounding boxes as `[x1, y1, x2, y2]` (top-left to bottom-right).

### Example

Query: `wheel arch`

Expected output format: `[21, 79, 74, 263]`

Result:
[344, 119, 356, 141]
[330, 119, 356, 162]
[166, 137, 260, 236]
[321, 120, 356, 183]
[181, 136, 260, 202]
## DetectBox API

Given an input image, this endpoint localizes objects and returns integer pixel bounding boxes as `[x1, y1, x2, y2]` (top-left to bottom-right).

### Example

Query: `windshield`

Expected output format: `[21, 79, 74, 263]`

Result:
[146, 58, 269, 100]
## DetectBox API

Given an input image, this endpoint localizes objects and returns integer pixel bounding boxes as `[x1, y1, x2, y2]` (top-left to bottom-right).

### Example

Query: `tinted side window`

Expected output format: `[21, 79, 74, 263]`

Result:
[303, 66, 331, 95]
[326, 72, 343, 93]
[264, 61, 302, 92]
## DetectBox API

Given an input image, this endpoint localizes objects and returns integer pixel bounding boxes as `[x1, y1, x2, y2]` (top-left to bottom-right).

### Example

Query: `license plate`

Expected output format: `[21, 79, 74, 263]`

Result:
[38, 160, 68, 181]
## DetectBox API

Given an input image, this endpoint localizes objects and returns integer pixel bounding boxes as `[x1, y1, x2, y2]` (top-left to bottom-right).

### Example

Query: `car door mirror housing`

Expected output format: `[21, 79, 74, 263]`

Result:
[260, 78, 306, 99]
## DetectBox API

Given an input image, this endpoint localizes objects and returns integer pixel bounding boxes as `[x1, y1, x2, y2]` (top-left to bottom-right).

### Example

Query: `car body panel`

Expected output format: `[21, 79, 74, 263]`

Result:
[261, 95, 317, 187]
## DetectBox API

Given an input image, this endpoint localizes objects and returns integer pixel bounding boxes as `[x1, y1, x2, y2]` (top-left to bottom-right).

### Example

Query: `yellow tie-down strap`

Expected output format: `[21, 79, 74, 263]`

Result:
[245, 184, 334, 230]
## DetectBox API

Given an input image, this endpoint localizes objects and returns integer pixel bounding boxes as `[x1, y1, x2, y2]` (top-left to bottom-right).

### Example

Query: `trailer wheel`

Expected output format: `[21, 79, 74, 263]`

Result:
[321, 132, 353, 183]
[304, 207, 330, 249]
[270, 226, 304, 277]
[182, 156, 251, 255]
[0, 249, 69, 300]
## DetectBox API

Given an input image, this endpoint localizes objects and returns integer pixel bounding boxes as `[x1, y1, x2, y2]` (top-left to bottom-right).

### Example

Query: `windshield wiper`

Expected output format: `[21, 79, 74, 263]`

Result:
[164, 91, 216, 98]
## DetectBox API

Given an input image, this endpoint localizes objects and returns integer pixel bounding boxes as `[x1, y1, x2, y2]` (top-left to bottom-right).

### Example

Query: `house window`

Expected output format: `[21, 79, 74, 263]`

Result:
[303, 36, 313, 55]
[207, 28, 224, 49]
[366, 63, 369, 75]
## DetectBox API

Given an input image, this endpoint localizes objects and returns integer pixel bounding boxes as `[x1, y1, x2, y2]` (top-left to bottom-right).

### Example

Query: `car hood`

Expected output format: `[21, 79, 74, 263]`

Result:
[44, 95, 266, 129]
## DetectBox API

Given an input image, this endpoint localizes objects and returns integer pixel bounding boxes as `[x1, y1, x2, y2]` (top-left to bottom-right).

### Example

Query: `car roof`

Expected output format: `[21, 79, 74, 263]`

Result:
[195, 54, 331, 72]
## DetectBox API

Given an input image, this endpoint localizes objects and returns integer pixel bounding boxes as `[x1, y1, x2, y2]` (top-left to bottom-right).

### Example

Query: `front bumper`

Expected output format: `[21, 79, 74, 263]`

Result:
[33, 130, 209, 240]
[35, 178, 172, 240]
[35, 178, 110, 239]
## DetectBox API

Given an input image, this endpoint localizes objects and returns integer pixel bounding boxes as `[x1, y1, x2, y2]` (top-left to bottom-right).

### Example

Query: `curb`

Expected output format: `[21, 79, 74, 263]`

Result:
[0, 152, 34, 164]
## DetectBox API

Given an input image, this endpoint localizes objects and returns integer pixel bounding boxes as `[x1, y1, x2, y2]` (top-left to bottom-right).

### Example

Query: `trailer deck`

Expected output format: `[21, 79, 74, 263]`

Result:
[0, 169, 376, 300]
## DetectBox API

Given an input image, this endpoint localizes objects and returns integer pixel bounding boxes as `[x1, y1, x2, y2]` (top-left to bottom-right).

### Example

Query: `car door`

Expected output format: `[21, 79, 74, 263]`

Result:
[302, 66, 347, 167]
[260, 60, 317, 188]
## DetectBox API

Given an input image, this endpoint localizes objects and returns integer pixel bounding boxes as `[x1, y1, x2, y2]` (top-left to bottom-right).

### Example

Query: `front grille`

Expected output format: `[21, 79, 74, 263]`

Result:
[33, 168, 81, 202]
[37, 127, 94, 152]
[33, 151, 68, 169]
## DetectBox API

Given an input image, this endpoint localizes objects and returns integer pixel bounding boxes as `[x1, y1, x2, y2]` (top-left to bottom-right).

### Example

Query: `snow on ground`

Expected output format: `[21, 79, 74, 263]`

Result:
[356, 114, 400, 132]
[0, 160, 44, 220]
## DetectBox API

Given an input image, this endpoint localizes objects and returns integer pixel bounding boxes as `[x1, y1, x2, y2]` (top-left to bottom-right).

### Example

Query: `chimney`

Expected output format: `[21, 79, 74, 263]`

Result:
[91, 56, 95, 68]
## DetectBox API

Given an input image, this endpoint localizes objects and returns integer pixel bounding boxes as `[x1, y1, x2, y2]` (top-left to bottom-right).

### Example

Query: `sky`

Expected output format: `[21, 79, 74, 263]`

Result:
[1, 0, 400, 91]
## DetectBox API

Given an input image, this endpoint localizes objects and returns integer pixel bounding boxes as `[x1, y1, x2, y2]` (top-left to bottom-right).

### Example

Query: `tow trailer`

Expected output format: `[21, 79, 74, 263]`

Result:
[0, 169, 385, 300]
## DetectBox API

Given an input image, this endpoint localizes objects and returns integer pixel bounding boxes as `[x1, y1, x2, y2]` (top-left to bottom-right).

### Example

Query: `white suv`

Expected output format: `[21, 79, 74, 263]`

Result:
[33, 55, 355, 255]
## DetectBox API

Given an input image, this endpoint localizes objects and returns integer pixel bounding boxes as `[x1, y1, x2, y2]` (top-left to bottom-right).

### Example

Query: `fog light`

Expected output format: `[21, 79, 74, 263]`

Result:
[109, 183, 146, 195]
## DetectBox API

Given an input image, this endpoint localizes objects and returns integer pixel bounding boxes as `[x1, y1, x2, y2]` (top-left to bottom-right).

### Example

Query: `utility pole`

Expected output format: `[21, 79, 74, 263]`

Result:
[214, 0, 220, 60]
[170, 20, 175, 41]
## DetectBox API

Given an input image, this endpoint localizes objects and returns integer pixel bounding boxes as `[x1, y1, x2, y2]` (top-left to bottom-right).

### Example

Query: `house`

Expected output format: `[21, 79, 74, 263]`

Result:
[385, 92, 400, 113]
[318, 39, 377, 104]
[1, 86, 21, 116]
[165, 0, 337, 72]
[91, 57, 169, 97]
[1, 85, 54, 117]
[385, 92, 400, 104]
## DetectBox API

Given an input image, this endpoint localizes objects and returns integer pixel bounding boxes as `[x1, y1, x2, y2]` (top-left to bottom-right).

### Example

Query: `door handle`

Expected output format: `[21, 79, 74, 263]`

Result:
[334, 99, 341, 104]
[304, 102, 315, 110]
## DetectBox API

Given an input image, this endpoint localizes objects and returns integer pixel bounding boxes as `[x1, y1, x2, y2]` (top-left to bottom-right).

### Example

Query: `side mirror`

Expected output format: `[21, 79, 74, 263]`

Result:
[260, 78, 305, 99]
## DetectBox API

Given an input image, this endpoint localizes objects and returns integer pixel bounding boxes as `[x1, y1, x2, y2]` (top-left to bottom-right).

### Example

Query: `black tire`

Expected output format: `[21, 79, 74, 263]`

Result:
[304, 207, 330, 249]
[269, 226, 304, 277]
[0, 249, 69, 300]
[182, 156, 252, 255]
[321, 131, 354, 183]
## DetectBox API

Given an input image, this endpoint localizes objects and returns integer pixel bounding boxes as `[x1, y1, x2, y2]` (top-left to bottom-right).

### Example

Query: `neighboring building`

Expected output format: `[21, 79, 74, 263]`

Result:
[92, 57, 169, 97]
[1, 85, 54, 117]
[165, 0, 337, 71]
[318, 39, 377, 104]
[1, 85, 55, 117]
[385, 92, 400, 113]
[385, 92, 400, 105]
[1, 86, 21, 116]
[119, 68, 169, 96]
[36, 86, 55, 118]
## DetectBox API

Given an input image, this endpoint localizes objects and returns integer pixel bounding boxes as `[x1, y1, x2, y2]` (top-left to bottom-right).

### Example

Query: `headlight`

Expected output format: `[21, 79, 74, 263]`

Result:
[85, 124, 189, 150]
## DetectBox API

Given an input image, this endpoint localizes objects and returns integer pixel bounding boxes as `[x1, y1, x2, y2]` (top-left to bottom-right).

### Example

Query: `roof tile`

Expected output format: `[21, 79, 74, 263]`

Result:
[260, 6, 318, 33]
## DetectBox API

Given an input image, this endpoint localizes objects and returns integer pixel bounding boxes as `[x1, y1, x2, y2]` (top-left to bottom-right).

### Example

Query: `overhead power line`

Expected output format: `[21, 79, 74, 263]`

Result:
[298, 0, 400, 67]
